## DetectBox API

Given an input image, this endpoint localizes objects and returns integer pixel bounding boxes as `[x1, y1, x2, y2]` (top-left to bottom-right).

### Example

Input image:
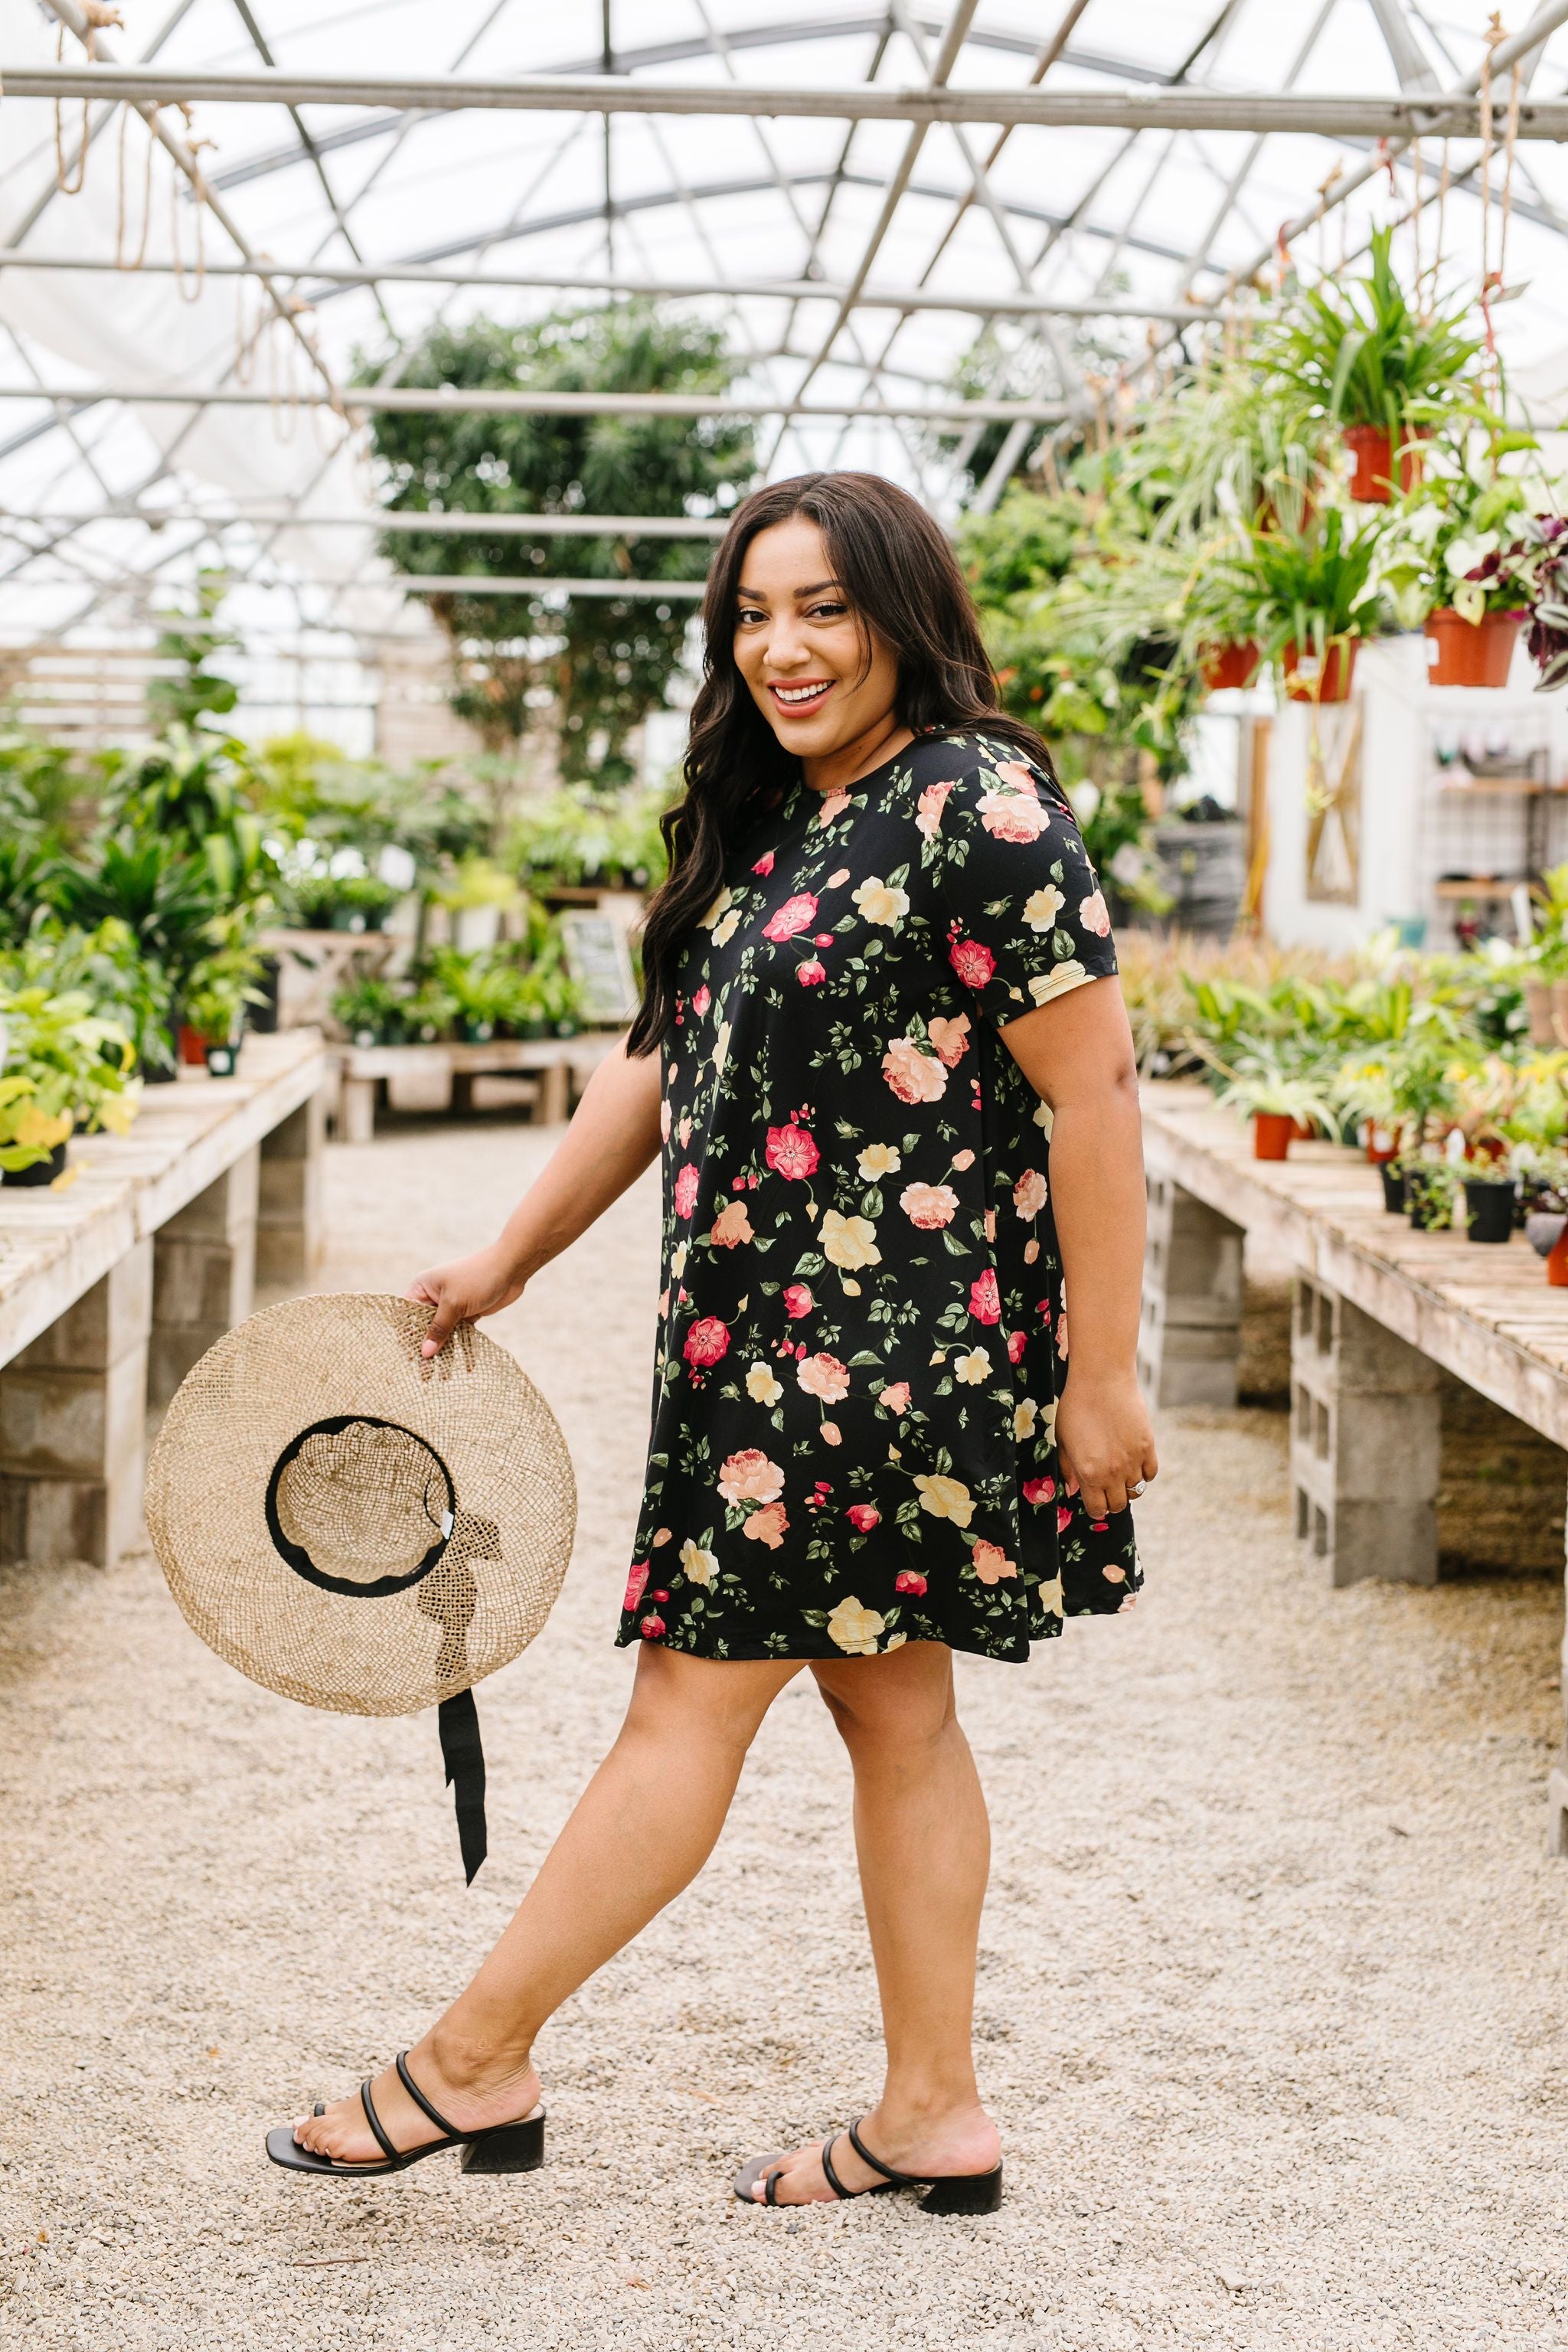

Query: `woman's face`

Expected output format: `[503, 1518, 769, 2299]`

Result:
[732, 516, 900, 762]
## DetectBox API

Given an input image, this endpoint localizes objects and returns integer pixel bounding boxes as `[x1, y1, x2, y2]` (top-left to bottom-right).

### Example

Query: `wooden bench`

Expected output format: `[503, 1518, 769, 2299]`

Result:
[0, 1031, 327, 1568]
[1138, 1080, 1568, 1850]
[334, 1033, 622, 1144]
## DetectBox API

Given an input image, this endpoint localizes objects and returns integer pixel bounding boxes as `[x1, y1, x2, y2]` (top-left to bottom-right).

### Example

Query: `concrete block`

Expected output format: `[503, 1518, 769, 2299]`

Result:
[13, 1240, 152, 1373]
[153, 1227, 256, 1331]
[1290, 1276, 1441, 1586]
[1138, 1174, 1245, 1409]
[160, 1146, 260, 1244]
[0, 1472, 142, 1566]
[0, 1341, 148, 1484]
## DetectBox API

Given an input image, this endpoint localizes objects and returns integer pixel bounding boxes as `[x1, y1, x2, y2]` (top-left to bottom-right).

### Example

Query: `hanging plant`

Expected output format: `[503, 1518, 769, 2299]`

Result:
[1374, 433, 1550, 687]
[1201, 505, 1387, 705]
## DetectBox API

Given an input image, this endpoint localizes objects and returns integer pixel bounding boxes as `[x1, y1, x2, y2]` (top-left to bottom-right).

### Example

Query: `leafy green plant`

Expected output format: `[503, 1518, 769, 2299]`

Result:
[1263, 228, 1483, 439]
[145, 570, 240, 733]
[0, 980, 139, 1174]
[1, 918, 174, 1079]
[330, 972, 409, 1046]
[1213, 1061, 1335, 1129]
[50, 835, 225, 1000]
[289, 871, 403, 932]
[181, 943, 268, 1046]
[1210, 505, 1387, 675]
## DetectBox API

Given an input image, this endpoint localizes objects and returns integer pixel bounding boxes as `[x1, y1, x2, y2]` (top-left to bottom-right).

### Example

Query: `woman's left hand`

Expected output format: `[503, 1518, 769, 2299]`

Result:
[1055, 1369, 1158, 1519]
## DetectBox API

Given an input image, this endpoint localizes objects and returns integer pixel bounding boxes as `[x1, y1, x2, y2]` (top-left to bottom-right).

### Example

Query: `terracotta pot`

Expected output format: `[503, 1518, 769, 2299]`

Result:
[1344, 423, 1395, 501]
[1423, 606, 1523, 689]
[1282, 639, 1358, 704]
[1396, 429, 1430, 493]
[1253, 1112, 1294, 1161]
[177, 1023, 208, 1067]
[1200, 639, 1260, 691]
[1549, 1226, 1568, 1287]
[1364, 1125, 1400, 1165]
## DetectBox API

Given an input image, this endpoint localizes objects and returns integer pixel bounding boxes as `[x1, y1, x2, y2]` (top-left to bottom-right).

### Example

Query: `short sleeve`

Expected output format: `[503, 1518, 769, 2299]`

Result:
[925, 737, 1118, 1024]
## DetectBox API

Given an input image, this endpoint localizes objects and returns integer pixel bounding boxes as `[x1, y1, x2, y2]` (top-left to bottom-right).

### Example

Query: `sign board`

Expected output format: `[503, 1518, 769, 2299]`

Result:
[558, 908, 640, 1025]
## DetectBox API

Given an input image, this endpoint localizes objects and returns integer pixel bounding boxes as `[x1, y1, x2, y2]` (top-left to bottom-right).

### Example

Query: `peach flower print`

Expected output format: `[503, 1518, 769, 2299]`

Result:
[877, 1380, 911, 1416]
[882, 1034, 947, 1103]
[710, 1198, 754, 1248]
[1013, 1168, 1047, 1217]
[815, 791, 852, 828]
[915, 779, 954, 838]
[1079, 889, 1111, 936]
[972, 1540, 1018, 1585]
[797, 1351, 851, 1403]
[978, 784, 1048, 843]
[900, 1181, 959, 1230]
[927, 1014, 971, 1067]
[717, 1449, 785, 1506]
[743, 1500, 789, 1548]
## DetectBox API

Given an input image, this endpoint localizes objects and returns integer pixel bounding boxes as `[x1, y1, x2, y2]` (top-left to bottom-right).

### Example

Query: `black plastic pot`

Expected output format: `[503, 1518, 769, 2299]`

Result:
[2, 1140, 67, 1188]
[1380, 1161, 1408, 1214]
[1406, 1173, 1452, 1232]
[204, 1042, 239, 1078]
[1462, 1178, 1517, 1243]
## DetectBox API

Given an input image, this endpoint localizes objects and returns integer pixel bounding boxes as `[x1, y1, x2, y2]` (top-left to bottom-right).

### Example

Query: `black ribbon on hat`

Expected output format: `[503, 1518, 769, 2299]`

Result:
[266, 1416, 497, 1884]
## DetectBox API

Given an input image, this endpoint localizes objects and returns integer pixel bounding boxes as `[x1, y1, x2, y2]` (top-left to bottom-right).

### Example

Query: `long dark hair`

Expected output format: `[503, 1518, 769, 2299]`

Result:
[626, 470, 1054, 1055]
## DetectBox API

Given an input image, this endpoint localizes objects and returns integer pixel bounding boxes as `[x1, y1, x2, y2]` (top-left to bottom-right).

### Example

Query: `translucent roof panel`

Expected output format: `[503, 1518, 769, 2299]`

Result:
[2, 0, 1568, 662]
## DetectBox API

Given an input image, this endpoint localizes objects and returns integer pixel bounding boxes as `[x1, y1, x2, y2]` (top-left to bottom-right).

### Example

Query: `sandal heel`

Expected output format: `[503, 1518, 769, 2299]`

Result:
[459, 2110, 545, 2176]
[918, 2164, 1003, 2216]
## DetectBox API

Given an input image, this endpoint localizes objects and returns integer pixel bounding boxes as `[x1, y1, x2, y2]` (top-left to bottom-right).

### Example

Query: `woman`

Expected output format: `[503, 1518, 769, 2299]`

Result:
[279, 471, 1155, 2211]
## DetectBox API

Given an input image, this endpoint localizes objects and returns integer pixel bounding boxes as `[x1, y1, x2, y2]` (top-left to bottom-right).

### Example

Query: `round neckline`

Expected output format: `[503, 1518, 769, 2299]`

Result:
[792, 736, 914, 813]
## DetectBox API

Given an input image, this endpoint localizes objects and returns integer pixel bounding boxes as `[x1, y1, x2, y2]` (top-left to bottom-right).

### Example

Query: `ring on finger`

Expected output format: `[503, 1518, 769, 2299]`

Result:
[1129, 1478, 1147, 1498]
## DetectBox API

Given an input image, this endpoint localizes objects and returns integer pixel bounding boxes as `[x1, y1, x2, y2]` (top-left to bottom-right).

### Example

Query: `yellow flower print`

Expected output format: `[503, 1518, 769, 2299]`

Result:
[746, 1363, 784, 1406]
[1023, 884, 1065, 933]
[914, 1473, 974, 1527]
[1028, 959, 1089, 1006]
[857, 1142, 902, 1181]
[1036, 1575, 1064, 1616]
[670, 1240, 689, 1280]
[680, 1540, 719, 1588]
[710, 913, 740, 949]
[852, 876, 910, 926]
[1014, 1397, 1037, 1441]
[1037, 1398, 1058, 1449]
[953, 1348, 991, 1386]
[820, 1208, 880, 1270]
[701, 887, 733, 929]
[826, 1596, 887, 1655]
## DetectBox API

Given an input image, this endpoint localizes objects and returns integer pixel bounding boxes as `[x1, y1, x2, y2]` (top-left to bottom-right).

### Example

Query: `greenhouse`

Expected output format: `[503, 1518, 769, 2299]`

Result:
[9, 3, 1568, 2344]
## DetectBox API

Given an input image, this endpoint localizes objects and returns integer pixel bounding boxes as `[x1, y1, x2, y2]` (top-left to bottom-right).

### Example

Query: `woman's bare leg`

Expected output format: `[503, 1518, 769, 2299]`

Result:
[297, 1645, 800, 2162]
[749, 1641, 998, 2203]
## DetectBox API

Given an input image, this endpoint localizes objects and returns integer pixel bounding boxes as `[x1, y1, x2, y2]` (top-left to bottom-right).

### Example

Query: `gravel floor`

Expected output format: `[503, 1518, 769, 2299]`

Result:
[5, 1116, 1568, 2350]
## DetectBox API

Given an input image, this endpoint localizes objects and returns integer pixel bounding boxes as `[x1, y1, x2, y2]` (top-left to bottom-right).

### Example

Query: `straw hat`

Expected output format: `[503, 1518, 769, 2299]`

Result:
[145, 1294, 576, 1879]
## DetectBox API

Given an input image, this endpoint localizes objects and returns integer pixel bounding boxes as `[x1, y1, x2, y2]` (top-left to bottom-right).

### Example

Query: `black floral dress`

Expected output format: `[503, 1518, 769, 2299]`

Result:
[616, 727, 1142, 1663]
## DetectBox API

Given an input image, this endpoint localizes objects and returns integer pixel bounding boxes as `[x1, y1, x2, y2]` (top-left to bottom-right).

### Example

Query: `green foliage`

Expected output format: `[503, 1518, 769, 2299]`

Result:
[50, 834, 226, 998]
[508, 781, 675, 892]
[330, 936, 583, 1045]
[145, 570, 240, 733]
[1262, 228, 1484, 436]
[2, 919, 175, 1079]
[1203, 505, 1387, 673]
[289, 871, 403, 932]
[0, 974, 139, 1174]
[360, 305, 756, 781]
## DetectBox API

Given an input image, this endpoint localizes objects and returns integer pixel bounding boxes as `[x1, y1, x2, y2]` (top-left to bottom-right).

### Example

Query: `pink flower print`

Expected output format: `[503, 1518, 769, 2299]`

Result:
[624, 1560, 650, 1611]
[1057, 1311, 1069, 1361]
[978, 786, 1047, 843]
[949, 935, 997, 991]
[895, 1569, 927, 1596]
[1089, 1520, 1109, 1534]
[639, 1613, 666, 1640]
[1006, 1328, 1027, 1365]
[847, 1503, 880, 1532]
[1022, 1476, 1056, 1506]
[927, 1014, 971, 1067]
[797, 1351, 851, 1403]
[782, 1282, 814, 1319]
[882, 1035, 947, 1104]
[814, 933, 834, 946]
[972, 1540, 1018, 1585]
[766, 1122, 820, 1181]
[900, 1181, 959, 1230]
[673, 1163, 700, 1219]
[752, 850, 776, 876]
[916, 779, 954, 839]
[678, 1114, 692, 1148]
[993, 760, 1040, 795]
[983, 1207, 997, 1243]
[1079, 889, 1111, 937]
[821, 1421, 842, 1446]
[709, 1199, 753, 1248]
[1057, 1504, 1075, 1534]
[718, 1449, 785, 1505]
[743, 1499, 789, 1549]
[826, 866, 851, 888]
[763, 892, 819, 942]
[969, 1269, 1001, 1325]
[1013, 1168, 1047, 1218]
[691, 985, 710, 1017]
[652, 1588, 670, 1603]
[952, 1148, 975, 1171]
[877, 1380, 911, 1416]
[683, 1315, 730, 1369]
[815, 791, 851, 828]
[798, 959, 827, 987]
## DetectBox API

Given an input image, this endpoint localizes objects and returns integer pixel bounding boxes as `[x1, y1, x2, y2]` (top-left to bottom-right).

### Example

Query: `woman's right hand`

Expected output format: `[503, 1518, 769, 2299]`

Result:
[405, 1246, 524, 1358]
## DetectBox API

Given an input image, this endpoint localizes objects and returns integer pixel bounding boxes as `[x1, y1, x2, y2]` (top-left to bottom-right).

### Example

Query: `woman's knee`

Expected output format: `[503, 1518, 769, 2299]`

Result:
[624, 1643, 798, 1753]
[813, 1642, 957, 1754]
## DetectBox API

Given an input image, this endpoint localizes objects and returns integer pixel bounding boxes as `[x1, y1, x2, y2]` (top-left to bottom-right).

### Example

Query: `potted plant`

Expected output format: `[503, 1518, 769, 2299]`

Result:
[1376, 440, 1544, 688]
[1215, 1063, 1334, 1160]
[1211, 507, 1386, 705]
[1263, 228, 1483, 503]
[1460, 1160, 1517, 1243]
[289, 871, 403, 934]
[329, 972, 409, 1048]
[1403, 1152, 1459, 1231]
[0, 980, 140, 1186]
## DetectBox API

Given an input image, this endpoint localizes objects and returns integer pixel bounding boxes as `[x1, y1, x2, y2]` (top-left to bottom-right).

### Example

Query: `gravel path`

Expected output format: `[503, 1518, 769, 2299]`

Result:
[5, 1117, 1568, 2350]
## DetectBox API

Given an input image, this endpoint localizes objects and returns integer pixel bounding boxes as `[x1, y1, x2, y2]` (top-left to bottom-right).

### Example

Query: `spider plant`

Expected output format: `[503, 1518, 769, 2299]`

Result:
[1263, 228, 1484, 438]
[1214, 505, 1388, 673]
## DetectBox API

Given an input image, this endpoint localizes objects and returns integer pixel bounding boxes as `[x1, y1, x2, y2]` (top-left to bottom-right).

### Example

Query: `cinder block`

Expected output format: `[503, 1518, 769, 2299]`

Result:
[153, 1227, 256, 1331]
[1290, 1276, 1441, 1586]
[256, 1094, 325, 1285]
[13, 1240, 152, 1373]
[1138, 1174, 1245, 1408]
[161, 1146, 260, 1244]
[0, 1341, 148, 1484]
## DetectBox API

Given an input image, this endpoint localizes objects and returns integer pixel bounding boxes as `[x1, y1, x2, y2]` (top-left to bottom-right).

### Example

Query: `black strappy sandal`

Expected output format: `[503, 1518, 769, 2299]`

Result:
[265, 2052, 545, 2180]
[733, 2114, 1002, 2216]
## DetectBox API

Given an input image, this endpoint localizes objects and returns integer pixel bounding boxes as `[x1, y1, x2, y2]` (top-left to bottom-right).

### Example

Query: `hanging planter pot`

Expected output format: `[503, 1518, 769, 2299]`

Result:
[1423, 606, 1523, 689]
[1200, 640, 1260, 691]
[1343, 423, 1395, 501]
[1253, 1112, 1294, 1161]
[1282, 639, 1358, 704]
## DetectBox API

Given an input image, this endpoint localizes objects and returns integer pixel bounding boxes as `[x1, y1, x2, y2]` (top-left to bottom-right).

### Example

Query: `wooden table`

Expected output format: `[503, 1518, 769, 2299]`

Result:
[0, 1031, 327, 1566]
[1138, 1080, 1568, 1852]
[334, 1032, 622, 1143]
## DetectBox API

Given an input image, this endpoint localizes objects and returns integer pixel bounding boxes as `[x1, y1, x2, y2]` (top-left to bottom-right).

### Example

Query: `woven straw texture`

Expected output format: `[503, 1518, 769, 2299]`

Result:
[145, 1294, 576, 1718]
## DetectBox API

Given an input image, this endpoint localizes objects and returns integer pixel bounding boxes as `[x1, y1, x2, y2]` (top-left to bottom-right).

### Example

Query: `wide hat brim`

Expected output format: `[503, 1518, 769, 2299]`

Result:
[145, 1293, 576, 1719]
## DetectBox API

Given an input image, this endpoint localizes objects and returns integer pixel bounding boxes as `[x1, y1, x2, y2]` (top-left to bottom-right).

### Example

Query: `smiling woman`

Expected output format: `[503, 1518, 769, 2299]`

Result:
[278, 469, 1155, 2225]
